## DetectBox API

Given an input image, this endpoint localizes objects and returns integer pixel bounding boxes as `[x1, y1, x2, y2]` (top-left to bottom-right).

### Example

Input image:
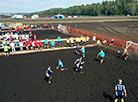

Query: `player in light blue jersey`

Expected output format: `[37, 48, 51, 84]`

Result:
[50, 40, 55, 48]
[45, 66, 53, 84]
[56, 59, 67, 71]
[45, 39, 48, 49]
[81, 46, 85, 57]
[114, 79, 127, 102]
[57, 36, 61, 46]
[74, 57, 84, 73]
[97, 50, 105, 65]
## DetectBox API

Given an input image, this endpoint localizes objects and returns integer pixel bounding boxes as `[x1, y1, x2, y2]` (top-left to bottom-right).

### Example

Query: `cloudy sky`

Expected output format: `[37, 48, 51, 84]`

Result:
[0, 0, 110, 13]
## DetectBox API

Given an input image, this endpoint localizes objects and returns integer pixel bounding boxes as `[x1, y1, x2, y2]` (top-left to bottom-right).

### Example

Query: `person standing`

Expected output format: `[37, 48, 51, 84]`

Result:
[114, 79, 127, 102]
[4, 44, 10, 57]
[25, 41, 29, 51]
[50, 40, 55, 48]
[34, 41, 39, 52]
[38, 41, 43, 51]
[45, 39, 49, 49]
[10, 41, 16, 52]
[57, 36, 61, 46]
[97, 50, 105, 65]
[19, 41, 23, 52]
[93, 35, 96, 44]
[45, 66, 53, 84]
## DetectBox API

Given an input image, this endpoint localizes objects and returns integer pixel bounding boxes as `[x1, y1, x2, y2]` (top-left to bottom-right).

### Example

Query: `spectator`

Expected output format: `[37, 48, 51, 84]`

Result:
[110, 36, 114, 46]
[25, 41, 29, 51]
[32, 41, 35, 50]
[45, 39, 49, 49]
[34, 41, 39, 51]
[57, 36, 61, 46]
[93, 34, 96, 44]
[52, 24, 54, 29]
[50, 40, 55, 48]
[70, 37, 74, 47]
[102, 39, 107, 45]
[66, 38, 70, 46]
[29, 40, 33, 50]
[38, 41, 43, 51]
[10, 41, 16, 52]
[19, 41, 23, 52]
[4, 44, 10, 57]
[83, 37, 86, 45]
[86, 36, 89, 44]
[75, 37, 79, 45]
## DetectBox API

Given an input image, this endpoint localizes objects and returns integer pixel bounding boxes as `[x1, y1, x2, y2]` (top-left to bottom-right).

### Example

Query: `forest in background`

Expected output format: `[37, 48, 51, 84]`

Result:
[32, 0, 138, 16]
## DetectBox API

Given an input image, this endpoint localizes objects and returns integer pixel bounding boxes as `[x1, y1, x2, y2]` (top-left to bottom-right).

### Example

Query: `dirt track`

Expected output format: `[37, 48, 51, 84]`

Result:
[0, 46, 138, 102]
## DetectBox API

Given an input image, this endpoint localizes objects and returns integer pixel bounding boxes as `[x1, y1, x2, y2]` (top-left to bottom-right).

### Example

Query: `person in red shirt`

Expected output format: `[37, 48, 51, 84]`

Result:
[25, 41, 29, 51]
[30, 28, 32, 32]
[10, 35, 12, 43]
[9, 29, 12, 33]
[44, 24, 46, 28]
[29, 40, 33, 50]
[38, 41, 43, 51]
[34, 41, 39, 52]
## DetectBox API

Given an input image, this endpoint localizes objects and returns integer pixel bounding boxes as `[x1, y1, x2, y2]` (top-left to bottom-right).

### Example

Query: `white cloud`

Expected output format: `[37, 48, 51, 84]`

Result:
[0, 2, 15, 7]
[40, 2, 46, 5]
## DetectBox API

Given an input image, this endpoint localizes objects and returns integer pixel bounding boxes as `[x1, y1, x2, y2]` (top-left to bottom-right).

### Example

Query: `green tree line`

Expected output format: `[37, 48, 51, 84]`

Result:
[32, 0, 138, 16]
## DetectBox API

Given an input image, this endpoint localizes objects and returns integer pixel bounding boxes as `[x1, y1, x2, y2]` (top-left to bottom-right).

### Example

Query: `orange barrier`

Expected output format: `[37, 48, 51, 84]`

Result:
[67, 27, 127, 49]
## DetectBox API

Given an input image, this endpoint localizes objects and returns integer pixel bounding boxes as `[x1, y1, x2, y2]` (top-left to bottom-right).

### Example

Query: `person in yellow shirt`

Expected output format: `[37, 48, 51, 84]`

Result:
[80, 36, 83, 44]
[66, 38, 70, 46]
[75, 37, 79, 45]
[86, 36, 89, 44]
[83, 37, 86, 45]
[70, 37, 74, 47]
[78, 37, 81, 45]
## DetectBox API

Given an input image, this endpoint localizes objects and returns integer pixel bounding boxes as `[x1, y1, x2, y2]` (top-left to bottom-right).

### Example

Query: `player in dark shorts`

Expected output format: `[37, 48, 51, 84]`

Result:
[122, 48, 129, 61]
[45, 66, 53, 84]
[56, 59, 67, 71]
[97, 50, 105, 65]
[110, 36, 114, 46]
[114, 79, 127, 102]
[74, 57, 84, 73]
[75, 44, 81, 55]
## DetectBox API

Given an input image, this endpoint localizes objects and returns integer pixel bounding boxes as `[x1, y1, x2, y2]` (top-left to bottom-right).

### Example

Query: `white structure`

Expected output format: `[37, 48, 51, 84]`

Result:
[73, 16, 78, 18]
[67, 16, 72, 18]
[31, 15, 39, 19]
[11, 15, 24, 19]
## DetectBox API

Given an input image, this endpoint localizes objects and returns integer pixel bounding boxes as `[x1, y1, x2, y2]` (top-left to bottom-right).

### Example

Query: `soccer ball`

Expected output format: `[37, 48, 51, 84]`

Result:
[118, 51, 120, 53]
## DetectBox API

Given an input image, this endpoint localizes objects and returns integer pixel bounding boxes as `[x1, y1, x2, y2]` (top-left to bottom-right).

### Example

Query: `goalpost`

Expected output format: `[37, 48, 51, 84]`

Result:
[126, 41, 138, 53]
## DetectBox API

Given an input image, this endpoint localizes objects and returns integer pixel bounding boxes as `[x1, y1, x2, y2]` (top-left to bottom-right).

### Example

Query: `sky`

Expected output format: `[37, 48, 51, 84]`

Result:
[0, 0, 110, 13]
